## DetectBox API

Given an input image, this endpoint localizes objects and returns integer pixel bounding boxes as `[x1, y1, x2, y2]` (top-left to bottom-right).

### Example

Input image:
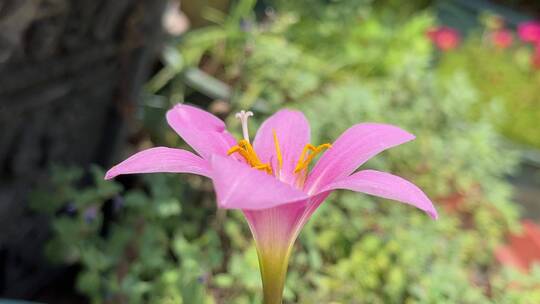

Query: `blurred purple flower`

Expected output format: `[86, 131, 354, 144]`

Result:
[83, 206, 98, 223]
[197, 272, 209, 284]
[240, 19, 253, 32]
[65, 202, 77, 215]
[112, 195, 124, 212]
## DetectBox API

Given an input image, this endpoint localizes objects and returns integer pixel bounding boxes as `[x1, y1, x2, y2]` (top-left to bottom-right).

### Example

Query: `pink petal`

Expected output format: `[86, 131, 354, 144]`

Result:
[243, 202, 308, 252]
[105, 147, 211, 179]
[166, 104, 237, 159]
[305, 123, 415, 193]
[318, 170, 438, 219]
[210, 155, 309, 210]
[253, 109, 310, 183]
[243, 195, 332, 261]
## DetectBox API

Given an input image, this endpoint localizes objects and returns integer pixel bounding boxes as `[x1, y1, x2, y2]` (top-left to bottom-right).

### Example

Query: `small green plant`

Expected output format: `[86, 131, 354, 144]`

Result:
[31, 166, 216, 304]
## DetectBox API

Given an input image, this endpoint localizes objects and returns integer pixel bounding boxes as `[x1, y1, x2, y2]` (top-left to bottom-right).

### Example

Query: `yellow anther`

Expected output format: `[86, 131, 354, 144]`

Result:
[294, 143, 332, 173]
[228, 139, 273, 175]
[228, 111, 330, 177]
[296, 144, 317, 166]
[227, 145, 243, 156]
[253, 164, 273, 174]
[273, 130, 283, 172]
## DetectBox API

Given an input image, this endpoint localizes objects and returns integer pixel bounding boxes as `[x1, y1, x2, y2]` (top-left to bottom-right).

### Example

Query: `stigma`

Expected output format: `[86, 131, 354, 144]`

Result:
[235, 110, 253, 143]
[229, 111, 273, 174]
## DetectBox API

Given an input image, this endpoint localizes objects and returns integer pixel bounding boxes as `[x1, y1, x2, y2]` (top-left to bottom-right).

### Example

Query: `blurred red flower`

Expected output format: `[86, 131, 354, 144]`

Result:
[495, 220, 540, 272]
[518, 21, 540, 43]
[491, 29, 513, 49]
[532, 44, 540, 69]
[427, 26, 461, 51]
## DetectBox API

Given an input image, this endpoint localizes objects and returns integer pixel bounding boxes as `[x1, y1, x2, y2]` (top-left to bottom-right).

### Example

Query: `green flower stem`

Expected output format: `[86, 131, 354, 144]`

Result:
[257, 244, 294, 304]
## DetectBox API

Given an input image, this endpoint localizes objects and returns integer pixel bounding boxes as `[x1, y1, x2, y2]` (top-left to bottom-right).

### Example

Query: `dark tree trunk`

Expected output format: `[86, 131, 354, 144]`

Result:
[0, 0, 166, 299]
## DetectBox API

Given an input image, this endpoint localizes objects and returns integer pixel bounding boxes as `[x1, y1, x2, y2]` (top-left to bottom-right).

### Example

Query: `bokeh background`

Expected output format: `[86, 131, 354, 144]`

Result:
[1, 0, 540, 303]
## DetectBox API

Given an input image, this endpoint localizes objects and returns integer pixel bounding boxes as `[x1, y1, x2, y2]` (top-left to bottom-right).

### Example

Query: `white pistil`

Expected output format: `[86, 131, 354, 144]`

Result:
[235, 110, 254, 143]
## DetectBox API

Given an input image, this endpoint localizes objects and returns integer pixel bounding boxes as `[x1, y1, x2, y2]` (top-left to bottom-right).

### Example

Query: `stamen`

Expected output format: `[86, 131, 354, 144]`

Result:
[253, 164, 273, 174]
[229, 111, 273, 175]
[228, 139, 273, 175]
[235, 110, 254, 143]
[294, 143, 332, 173]
[227, 145, 243, 156]
[229, 111, 329, 178]
[273, 130, 283, 172]
[296, 144, 317, 167]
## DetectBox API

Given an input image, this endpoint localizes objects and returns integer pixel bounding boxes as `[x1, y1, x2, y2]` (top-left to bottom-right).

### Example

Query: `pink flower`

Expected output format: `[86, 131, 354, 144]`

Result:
[427, 26, 461, 51]
[518, 21, 540, 43]
[106, 105, 438, 303]
[491, 29, 513, 49]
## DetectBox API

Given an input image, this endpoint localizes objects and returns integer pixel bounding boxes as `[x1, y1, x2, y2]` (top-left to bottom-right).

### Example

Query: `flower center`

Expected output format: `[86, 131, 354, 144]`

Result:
[228, 110, 273, 174]
[228, 139, 273, 174]
[228, 111, 331, 178]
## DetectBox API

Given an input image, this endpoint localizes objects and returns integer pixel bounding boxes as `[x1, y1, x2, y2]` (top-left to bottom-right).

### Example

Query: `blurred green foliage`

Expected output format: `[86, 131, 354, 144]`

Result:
[30, 0, 540, 303]
[436, 32, 540, 149]
[31, 167, 216, 304]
